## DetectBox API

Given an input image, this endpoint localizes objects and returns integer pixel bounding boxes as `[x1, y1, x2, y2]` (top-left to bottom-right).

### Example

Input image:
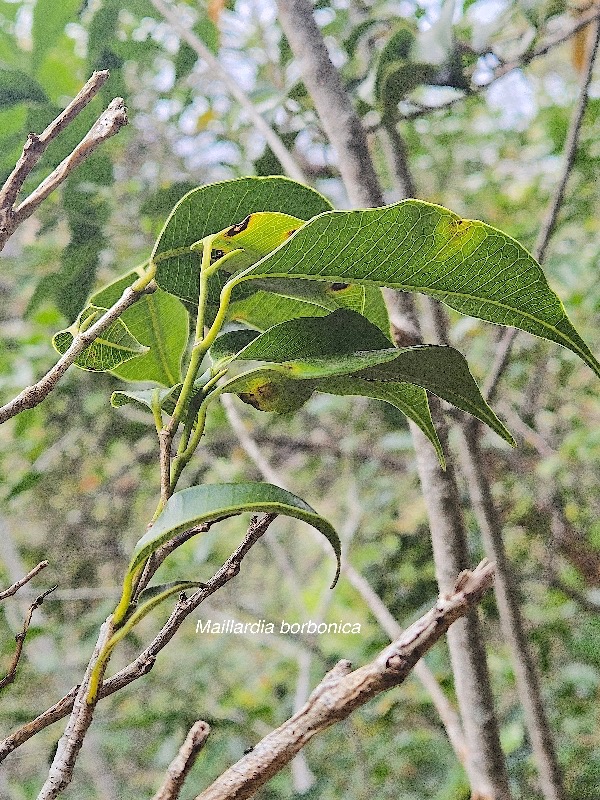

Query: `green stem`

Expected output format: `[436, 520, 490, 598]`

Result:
[167, 239, 214, 432]
[151, 388, 163, 434]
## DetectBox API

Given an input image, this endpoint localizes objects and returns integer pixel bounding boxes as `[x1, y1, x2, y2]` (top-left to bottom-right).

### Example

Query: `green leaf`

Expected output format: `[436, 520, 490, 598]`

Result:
[52, 305, 148, 371]
[237, 200, 600, 379]
[92, 272, 189, 385]
[128, 483, 341, 587]
[220, 308, 393, 362]
[356, 346, 514, 445]
[316, 375, 444, 466]
[215, 310, 511, 450]
[152, 177, 332, 305]
[0, 69, 47, 107]
[226, 280, 391, 335]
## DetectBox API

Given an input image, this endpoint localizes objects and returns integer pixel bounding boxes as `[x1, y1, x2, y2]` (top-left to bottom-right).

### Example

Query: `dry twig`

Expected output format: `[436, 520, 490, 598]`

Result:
[153, 721, 211, 800]
[0, 560, 48, 602]
[0, 584, 56, 692]
[0, 71, 126, 250]
[194, 561, 495, 800]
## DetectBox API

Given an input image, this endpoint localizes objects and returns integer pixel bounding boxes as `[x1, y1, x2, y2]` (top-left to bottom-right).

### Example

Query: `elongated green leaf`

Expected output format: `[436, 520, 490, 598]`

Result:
[92, 272, 189, 385]
[222, 309, 393, 361]
[153, 177, 332, 305]
[129, 483, 341, 587]
[316, 375, 444, 466]
[53, 305, 148, 371]
[215, 310, 511, 450]
[236, 200, 600, 378]
[356, 346, 515, 444]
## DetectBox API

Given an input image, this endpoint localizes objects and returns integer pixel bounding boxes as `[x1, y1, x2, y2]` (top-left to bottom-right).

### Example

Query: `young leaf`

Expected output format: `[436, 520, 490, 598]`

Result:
[111, 375, 210, 417]
[204, 211, 304, 273]
[53, 305, 148, 371]
[127, 482, 341, 587]
[92, 271, 189, 386]
[236, 200, 600, 379]
[153, 176, 332, 305]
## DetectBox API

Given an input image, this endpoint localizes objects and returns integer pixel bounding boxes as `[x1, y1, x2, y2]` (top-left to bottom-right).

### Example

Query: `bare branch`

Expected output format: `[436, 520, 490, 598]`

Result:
[0, 71, 109, 215]
[0, 585, 56, 692]
[149, 0, 306, 183]
[153, 721, 211, 800]
[0, 72, 127, 252]
[14, 98, 128, 227]
[0, 283, 153, 425]
[484, 18, 600, 402]
[221, 396, 468, 765]
[402, 9, 600, 121]
[0, 515, 276, 763]
[0, 561, 48, 602]
[194, 561, 495, 800]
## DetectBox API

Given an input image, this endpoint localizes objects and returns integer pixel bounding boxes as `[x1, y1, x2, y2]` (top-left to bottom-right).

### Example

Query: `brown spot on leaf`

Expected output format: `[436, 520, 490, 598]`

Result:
[330, 283, 350, 291]
[225, 215, 252, 237]
[285, 229, 297, 238]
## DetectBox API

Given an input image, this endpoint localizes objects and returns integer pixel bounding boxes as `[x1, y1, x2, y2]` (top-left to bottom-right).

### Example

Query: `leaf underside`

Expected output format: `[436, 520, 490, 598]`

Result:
[128, 482, 341, 587]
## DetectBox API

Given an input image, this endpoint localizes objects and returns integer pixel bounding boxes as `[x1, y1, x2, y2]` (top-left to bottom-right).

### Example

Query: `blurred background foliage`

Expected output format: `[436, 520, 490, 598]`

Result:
[0, 0, 599, 797]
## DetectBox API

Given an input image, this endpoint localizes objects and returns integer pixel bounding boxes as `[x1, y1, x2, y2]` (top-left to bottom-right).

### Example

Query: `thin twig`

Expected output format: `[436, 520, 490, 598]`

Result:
[194, 561, 495, 800]
[0, 283, 154, 425]
[401, 8, 600, 121]
[0, 561, 48, 601]
[14, 98, 127, 227]
[0, 71, 109, 216]
[0, 515, 276, 763]
[153, 721, 211, 800]
[0, 585, 57, 691]
[484, 18, 600, 402]
[149, 0, 306, 183]
[0, 73, 127, 251]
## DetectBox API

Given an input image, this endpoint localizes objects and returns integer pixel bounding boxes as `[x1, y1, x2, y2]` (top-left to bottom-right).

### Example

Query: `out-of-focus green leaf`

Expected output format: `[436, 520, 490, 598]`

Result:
[31, 0, 81, 74]
[0, 69, 47, 107]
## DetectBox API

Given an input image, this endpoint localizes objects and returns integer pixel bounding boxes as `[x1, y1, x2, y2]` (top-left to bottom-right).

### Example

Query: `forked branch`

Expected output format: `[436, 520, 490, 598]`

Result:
[194, 561, 495, 800]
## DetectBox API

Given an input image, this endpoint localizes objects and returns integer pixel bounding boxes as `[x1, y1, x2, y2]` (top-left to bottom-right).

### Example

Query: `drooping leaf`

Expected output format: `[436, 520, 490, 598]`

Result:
[235, 200, 600, 378]
[128, 482, 341, 587]
[214, 310, 512, 449]
[52, 305, 148, 371]
[315, 375, 444, 466]
[152, 177, 332, 305]
[92, 272, 189, 385]
[219, 308, 393, 362]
